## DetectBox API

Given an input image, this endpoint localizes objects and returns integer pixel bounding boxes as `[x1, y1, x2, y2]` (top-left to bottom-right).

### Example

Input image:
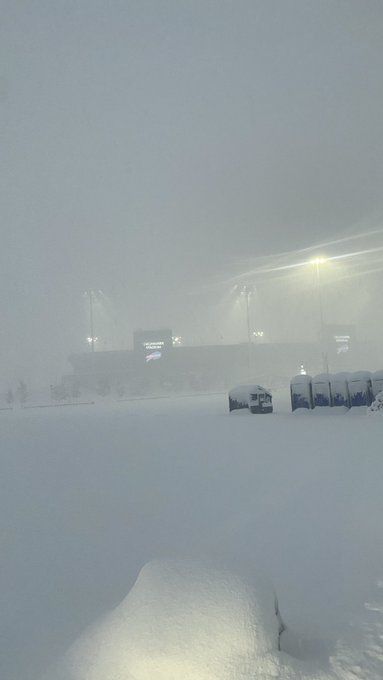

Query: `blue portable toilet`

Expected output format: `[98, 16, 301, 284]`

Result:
[347, 371, 373, 407]
[290, 375, 313, 411]
[330, 372, 350, 408]
[372, 370, 383, 399]
[312, 373, 332, 407]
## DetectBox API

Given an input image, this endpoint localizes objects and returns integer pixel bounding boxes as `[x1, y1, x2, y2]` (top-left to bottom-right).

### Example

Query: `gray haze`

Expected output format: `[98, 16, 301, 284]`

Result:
[1, 0, 383, 383]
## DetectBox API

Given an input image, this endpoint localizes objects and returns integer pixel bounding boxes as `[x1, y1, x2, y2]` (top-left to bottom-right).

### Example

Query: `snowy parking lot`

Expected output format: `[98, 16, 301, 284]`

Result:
[1, 392, 383, 679]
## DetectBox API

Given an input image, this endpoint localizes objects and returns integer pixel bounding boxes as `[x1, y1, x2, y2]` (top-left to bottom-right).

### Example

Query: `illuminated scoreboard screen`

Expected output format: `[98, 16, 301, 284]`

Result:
[133, 329, 173, 363]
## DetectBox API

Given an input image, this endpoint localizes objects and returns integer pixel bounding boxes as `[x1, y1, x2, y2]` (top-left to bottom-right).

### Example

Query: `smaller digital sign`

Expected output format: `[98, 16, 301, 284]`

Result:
[133, 329, 173, 363]
[334, 334, 351, 354]
[324, 324, 355, 357]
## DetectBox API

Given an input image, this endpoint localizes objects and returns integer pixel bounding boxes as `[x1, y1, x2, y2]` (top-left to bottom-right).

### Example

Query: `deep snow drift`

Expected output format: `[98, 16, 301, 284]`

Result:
[45, 559, 289, 680]
[1, 392, 383, 679]
[44, 558, 383, 680]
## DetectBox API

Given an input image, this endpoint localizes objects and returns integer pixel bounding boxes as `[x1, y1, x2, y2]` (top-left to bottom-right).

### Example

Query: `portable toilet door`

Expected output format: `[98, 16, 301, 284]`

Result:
[348, 371, 373, 407]
[290, 375, 313, 411]
[372, 370, 383, 399]
[330, 372, 350, 408]
[312, 373, 332, 407]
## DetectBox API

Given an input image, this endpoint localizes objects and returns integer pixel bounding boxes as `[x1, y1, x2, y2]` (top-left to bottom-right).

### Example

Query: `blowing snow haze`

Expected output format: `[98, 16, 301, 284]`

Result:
[1, 0, 383, 383]
[3, 5, 383, 680]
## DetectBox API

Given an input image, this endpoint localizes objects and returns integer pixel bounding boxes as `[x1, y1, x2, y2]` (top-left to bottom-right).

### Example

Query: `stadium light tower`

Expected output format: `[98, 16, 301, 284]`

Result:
[310, 257, 329, 372]
[237, 284, 255, 373]
[84, 289, 98, 353]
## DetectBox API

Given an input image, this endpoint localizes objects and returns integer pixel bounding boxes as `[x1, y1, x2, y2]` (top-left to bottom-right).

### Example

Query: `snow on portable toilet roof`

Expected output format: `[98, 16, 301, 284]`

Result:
[331, 372, 350, 381]
[312, 373, 331, 383]
[349, 371, 372, 382]
[290, 374, 312, 385]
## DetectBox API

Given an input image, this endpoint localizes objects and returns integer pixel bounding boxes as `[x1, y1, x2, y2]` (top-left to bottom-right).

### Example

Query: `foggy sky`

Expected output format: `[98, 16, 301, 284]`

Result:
[1, 1, 383, 382]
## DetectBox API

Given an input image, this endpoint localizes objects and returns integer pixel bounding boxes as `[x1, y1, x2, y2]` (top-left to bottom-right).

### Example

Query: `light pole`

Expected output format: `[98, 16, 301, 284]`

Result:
[310, 258, 329, 373]
[89, 290, 95, 353]
[85, 289, 98, 353]
[238, 284, 254, 374]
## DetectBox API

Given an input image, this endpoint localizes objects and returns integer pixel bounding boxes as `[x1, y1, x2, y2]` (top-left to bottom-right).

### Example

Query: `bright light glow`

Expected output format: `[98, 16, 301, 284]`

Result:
[224, 243, 383, 286]
[172, 336, 182, 346]
[310, 257, 327, 265]
[87, 336, 98, 344]
[253, 330, 264, 337]
[234, 284, 255, 296]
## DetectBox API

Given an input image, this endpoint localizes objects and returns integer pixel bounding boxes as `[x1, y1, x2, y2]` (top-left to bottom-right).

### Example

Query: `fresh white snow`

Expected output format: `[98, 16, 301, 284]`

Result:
[45, 559, 285, 680]
[368, 391, 383, 414]
[1, 392, 382, 679]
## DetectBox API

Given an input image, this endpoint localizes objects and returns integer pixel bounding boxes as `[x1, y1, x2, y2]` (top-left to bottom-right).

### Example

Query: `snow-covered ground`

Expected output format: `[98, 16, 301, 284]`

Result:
[1, 392, 382, 679]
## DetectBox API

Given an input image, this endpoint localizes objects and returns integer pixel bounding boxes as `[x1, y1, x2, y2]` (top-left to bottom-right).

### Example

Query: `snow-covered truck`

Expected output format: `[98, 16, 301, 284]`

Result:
[229, 385, 273, 414]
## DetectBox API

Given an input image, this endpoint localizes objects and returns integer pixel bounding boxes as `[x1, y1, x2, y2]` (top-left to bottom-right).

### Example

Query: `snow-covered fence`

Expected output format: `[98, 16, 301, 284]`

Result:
[290, 375, 313, 411]
[347, 371, 374, 408]
[312, 374, 332, 407]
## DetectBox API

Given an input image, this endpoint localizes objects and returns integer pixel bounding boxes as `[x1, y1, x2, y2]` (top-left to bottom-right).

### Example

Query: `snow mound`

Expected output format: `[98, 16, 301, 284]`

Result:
[43, 559, 330, 680]
[367, 391, 383, 415]
[330, 578, 383, 679]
